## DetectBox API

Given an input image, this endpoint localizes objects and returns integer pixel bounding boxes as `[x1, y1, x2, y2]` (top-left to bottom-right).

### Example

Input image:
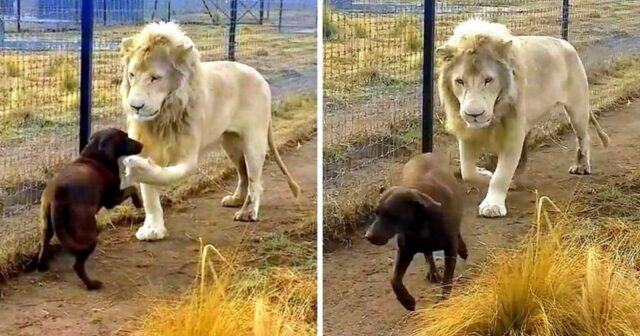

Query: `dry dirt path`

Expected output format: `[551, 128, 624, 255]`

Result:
[323, 102, 640, 336]
[0, 138, 317, 336]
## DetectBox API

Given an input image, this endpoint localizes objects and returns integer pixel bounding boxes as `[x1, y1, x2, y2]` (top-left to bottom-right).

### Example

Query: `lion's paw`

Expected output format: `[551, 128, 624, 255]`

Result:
[233, 209, 258, 222]
[221, 195, 244, 208]
[569, 164, 591, 175]
[479, 198, 507, 218]
[135, 219, 168, 241]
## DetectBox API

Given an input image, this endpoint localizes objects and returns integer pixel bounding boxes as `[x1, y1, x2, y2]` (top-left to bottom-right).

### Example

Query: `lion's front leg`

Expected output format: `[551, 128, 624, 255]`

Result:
[479, 132, 525, 218]
[459, 140, 493, 185]
[136, 183, 168, 241]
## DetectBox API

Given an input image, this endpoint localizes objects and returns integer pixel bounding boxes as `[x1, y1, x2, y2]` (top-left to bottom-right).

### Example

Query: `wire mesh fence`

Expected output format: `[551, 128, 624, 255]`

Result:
[0, 0, 316, 270]
[323, 0, 640, 240]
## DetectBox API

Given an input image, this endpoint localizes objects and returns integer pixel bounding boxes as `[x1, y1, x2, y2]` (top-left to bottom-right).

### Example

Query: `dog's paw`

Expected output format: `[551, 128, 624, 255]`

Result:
[426, 271, 441, 283]
[569, 163, 591, 175]
[135, 221, 168, 241]
[221, 195, 244, 208]
[36, 261, 49, 272]
[476, 167, 493, 179]
[85, 280, 103, 291]
[397, 294, 416, 311]
[233, 209, 258, 222]
[479, 198, 507, 218]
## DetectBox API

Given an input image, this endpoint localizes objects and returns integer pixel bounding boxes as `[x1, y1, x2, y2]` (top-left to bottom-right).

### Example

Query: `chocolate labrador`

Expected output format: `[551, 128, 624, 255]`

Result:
[37, 128, 143, 290]
[365, 153, 467, 310]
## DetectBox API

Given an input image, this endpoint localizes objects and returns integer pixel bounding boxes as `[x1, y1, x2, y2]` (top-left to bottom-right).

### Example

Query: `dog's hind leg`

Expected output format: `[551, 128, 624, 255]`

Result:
[234, 131, 268, 222]
[564, 100, 592, 175]
[37, 202, 53, 272]
[73, 244, 102, 291]
[221, 132, 248, 208]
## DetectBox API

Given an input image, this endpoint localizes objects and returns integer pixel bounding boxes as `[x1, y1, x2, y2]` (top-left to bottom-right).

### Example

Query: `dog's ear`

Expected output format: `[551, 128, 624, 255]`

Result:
[97, 136, 117, 160]
[409, 189, 442, 215]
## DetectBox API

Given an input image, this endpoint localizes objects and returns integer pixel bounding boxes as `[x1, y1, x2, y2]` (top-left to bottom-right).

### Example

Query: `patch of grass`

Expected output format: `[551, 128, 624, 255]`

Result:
[273, 94, 316, 120]
[138, 245, 316, 335]
[323, 7, 339, 40]
[413, 197, 640, 335]
[1, 57, 21, 78]
[259, 233, 316, 268]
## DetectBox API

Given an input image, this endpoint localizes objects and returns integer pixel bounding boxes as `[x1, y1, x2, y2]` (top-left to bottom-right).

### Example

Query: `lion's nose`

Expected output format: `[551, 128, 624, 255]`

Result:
[130, 104, 145, 111]
[464, 108, 485, 117]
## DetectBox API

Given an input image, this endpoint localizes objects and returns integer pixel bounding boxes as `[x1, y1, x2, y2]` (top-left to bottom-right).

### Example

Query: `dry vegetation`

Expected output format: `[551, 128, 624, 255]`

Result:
[138, 244, 316, 336]
[412, 196, 640, 336]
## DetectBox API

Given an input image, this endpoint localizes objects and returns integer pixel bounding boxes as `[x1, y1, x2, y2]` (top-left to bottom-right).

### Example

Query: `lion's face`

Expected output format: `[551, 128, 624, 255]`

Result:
[120, 22, 198, 123]
[123, 55, 176, 122]
[448, 52, 509, 128]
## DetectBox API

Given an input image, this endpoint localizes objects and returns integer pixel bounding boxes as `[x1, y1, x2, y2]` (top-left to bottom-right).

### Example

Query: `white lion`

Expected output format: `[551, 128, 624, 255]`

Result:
[436, 19, 609, 218]
[120, 22, 300, 241]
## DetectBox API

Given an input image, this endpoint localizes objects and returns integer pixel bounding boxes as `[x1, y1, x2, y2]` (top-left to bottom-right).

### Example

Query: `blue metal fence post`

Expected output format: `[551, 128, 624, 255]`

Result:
[79, 0, 94, 152]
[259, 0, 264, 24]
[422, 0, 435, 153]
[228, 0, 238, 60]
[561, 0, 570, 40]
[167, 0, 172, 21]
[278, 0, 283, 32]
[16, 0, 20, 32]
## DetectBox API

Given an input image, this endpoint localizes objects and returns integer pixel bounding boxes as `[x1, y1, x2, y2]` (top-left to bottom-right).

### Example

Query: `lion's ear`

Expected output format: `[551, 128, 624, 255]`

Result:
[498, 39, 513, 57]
[436, 44, 455, 62]
[120, 37, 135, 56]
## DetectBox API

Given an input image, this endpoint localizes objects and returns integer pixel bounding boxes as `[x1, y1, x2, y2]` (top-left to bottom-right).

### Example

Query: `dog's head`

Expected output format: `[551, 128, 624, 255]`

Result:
[82, 128, 143, 163]
[365, 186, 442, 246]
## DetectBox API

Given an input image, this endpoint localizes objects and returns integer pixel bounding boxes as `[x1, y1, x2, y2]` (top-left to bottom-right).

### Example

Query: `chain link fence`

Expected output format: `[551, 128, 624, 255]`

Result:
[323, 0, 640, 241]
[0, 0, 316, 272]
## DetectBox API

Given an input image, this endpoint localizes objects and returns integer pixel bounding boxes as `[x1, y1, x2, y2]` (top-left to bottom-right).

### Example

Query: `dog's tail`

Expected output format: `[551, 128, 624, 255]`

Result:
[268, 122, 301, 198]
[590, 112, 610, 147]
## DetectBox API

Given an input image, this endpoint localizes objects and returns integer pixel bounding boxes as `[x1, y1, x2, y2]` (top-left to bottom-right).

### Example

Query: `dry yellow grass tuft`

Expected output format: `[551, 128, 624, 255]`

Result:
[138, 244, 316, 336]
[412, 197, 640, 336]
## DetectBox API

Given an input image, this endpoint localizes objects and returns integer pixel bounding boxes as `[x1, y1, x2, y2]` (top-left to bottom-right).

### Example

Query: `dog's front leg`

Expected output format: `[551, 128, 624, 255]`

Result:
[391, 249, 416, 311]
[110, 186, 142, 209]
[135, 183, 167, 241]
[439, 244, 458, 301]
[479, 129, 525, 218]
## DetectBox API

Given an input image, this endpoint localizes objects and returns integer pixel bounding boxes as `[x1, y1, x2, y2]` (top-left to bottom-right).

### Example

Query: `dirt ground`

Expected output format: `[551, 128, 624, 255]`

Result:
[323, 101, 640, 336]
[0, 138, 317, 336]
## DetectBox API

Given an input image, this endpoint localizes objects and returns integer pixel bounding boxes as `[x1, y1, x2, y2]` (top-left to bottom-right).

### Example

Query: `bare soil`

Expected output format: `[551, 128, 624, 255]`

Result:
[323, 102, 640, 335]
[0, 138, 317, 336]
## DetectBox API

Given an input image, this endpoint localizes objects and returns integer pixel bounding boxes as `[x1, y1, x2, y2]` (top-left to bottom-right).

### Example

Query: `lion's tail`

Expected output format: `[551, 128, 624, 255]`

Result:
[589, 112, 610, 147]
[268, 123, 301, 198]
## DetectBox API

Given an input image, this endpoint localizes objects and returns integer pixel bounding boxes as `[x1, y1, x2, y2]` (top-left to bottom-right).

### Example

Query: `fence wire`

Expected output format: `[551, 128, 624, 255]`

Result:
[323, 0, 640, 238]
[0, 0, 316, 268]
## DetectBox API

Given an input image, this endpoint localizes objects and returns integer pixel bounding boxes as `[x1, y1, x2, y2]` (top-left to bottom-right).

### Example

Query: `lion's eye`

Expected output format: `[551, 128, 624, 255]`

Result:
[455, 78, 464, 85]
[484, 77, 493, 84]
[151, 75, 161, 82]
[129, 72, 134, 78]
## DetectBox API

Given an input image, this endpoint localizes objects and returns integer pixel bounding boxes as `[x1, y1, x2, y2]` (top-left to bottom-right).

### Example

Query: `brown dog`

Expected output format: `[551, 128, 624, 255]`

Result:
[365, 153, 467, 311]
[36, 128, 143, 290]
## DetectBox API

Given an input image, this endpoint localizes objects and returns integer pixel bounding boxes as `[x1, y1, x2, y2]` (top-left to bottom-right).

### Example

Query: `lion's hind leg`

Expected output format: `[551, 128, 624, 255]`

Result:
[564, 101, 592, 175]
[233, 131, 268, 222]
[221, 132, 248, 208]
